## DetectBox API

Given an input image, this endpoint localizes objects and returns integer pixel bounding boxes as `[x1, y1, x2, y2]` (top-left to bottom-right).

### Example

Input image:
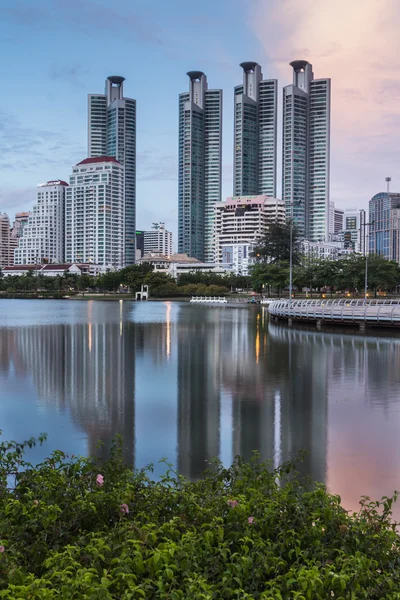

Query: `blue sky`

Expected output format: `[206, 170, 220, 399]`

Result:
[1, 0, 400, 243]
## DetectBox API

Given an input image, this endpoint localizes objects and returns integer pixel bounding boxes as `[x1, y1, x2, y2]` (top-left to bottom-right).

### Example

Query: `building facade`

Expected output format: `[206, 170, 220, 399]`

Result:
[144, 223, 172, 256]
[233, 62, 278, 198]
[65, 157, 125, 269]
[0, 213, 11, 269]
[369, 192, 400, 261]
[215, 195, 286, 275]
[282, 61, 331, 242]
[135, 231, 145, 260]
[178, 71, 222, 262]
[88, 76, 136, 265]
[334, 208, 344, 234]
[14, 181, 67, 265]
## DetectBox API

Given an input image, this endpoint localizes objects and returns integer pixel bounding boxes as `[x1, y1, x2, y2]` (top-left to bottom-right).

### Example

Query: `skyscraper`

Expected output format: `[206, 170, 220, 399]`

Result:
[178, 72, 222, 262]
[233, 62, 278, 197]
[65, 157, 125, 268]
[14, 181, 67, 265]
[0, 213, 11, 269]
[88, 76, 136, 265]
[282, 61, 331, 242]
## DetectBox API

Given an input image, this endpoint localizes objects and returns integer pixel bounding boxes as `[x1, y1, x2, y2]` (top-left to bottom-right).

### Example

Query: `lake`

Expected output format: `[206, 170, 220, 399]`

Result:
[1, 299, 400, 517]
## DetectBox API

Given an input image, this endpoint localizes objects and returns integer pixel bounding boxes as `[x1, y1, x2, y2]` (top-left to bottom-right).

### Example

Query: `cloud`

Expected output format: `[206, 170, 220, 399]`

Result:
[0, 0, 168, 47]
[137, 151, 177, 182]
[0, 187, 36, 215]
[49, 64, 86, 86]
[0, 109, 84, 173]
[250, 0, 400, 207]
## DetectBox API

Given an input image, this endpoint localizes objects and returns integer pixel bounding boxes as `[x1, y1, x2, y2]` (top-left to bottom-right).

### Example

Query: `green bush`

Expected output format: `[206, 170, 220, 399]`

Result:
[1, 434, 400, 598]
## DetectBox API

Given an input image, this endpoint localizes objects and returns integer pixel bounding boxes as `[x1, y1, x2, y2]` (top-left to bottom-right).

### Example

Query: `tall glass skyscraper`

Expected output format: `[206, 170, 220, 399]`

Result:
[178, 72, 222, 262]
[282, 61, 331, 241]
[88, 76, 136, 265]
[233, 62, 277, 197]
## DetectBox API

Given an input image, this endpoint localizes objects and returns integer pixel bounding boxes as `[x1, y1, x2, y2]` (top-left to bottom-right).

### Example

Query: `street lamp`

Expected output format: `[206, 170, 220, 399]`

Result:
[288, 200, 301, 303]
[363, 219, 375, 302]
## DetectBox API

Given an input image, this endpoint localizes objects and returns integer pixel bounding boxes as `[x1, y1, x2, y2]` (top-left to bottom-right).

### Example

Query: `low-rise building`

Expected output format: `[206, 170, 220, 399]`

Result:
[139, 253, 233, 278]
[215, 195, 286, 275]
[2, 263, 107, 278]
[301, 240, 351, 261]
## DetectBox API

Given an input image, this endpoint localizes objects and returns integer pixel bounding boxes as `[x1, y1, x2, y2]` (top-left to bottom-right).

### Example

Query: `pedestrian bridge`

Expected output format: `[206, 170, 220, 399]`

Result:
[268, 298, 400, 328]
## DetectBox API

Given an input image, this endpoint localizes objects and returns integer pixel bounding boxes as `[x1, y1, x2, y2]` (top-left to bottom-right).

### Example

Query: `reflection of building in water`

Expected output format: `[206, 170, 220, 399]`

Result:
[177, 308, 220, 479]
[3, 305, 136, 466]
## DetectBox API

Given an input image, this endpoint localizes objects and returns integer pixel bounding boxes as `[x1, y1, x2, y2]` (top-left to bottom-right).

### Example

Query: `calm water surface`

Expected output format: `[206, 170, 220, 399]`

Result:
[1, 299, 400, 517]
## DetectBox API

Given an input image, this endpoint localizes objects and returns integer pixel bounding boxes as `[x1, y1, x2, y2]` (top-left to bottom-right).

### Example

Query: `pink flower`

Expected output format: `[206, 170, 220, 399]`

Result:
[96, 474, 104, 487]
[248, 516, 255, 524]
[120, 503, 129, 515]
[0, 546, 5, 553]
[227, 499, 238, 508]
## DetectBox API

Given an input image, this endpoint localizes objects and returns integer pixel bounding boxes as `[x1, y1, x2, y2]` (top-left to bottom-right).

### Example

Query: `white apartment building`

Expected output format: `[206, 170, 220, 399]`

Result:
[301, 240, 350, 261]
[215, 195, 286, 275]
[14, 181, 67, 265]
[144, 223, 172, 256]
[65, 156, 125, 269]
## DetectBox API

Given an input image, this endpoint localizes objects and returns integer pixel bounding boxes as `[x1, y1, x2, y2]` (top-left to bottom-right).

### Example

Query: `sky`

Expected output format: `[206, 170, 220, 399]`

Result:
[1, 0, 400, 243]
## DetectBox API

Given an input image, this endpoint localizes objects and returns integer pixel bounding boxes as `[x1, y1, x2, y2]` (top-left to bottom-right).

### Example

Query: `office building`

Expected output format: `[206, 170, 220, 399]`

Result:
[65, 157, 124, 268]
[234, 62, 278, 197]
[14, 181, 67, 265]
[334, 208, 344, 234]
[135, 231, 144, 260]
[0, 213, 11, 268]
[178, 71, 222, 262]
[143, 223, 172, 256]
[339, 208, 366, 254]
[88, 76, 136, 265]
[282, 60, 331, 242]
[215, 195, 286, 275]
[369, 192, 400, 261]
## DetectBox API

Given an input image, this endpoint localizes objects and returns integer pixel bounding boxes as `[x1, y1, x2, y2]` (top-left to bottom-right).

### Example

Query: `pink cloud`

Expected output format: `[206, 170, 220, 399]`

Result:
[249, 0, 400, 209]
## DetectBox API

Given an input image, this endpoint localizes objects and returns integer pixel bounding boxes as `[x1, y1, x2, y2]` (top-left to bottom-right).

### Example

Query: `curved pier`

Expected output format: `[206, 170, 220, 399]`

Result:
[268, 299, 400, 329]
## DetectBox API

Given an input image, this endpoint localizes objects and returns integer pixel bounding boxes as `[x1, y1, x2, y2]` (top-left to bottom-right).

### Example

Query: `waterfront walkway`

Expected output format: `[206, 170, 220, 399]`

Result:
[268, 298, 400, 328]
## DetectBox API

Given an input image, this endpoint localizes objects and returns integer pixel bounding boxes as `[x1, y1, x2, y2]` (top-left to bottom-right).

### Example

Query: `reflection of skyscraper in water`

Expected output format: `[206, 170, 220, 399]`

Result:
[267, 325, 330, 484]
[221, 309, 275, 463]
[177, 308, 220, 479]
[5, 305, 136, 466]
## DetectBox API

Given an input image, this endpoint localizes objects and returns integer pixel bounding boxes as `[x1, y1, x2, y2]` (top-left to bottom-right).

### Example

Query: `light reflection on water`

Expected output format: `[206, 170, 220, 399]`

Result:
[1, 300, 400, 517]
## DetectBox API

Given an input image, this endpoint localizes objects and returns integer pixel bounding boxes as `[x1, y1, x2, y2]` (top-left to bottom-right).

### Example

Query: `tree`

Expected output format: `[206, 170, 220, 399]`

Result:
[250, 262, 289, 296]
[252, 222, 302, 265]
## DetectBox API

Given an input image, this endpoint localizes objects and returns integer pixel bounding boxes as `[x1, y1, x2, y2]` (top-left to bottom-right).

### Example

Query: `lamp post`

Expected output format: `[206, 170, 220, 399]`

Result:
[363, 219, 375, 302]
[288, 200, 301, 303]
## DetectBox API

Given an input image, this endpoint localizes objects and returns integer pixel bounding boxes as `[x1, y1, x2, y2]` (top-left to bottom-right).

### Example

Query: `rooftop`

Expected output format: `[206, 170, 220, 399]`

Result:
[187, 71, 205, 80]
[77, 156, 121, 166]
[240, 61, 259, 72]
[107, 75, 125, 85]
[37, 180, 69, 187]
[290, 60, 310, 71]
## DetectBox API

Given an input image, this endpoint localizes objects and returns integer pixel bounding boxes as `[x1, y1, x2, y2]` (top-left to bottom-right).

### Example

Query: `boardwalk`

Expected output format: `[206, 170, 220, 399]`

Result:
[268, 298, 400, 328]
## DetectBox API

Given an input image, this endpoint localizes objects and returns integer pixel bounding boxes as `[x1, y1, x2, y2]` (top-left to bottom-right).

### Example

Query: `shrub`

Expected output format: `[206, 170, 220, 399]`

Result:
[1, 434, 400, 598]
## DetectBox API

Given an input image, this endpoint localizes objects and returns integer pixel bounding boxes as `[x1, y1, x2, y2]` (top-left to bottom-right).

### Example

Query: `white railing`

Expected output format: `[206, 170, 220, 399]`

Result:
[268, 298, 400, 325]
[190, 296, 228, 304]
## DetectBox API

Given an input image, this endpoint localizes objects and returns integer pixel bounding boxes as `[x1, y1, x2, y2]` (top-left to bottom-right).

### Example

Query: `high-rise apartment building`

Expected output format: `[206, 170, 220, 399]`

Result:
[11, 212, 31, 239]
[233, 62, 278, 197]
[65, 157, 125, 268]
[369, 192, 400, 261]
[215, 195, 286, 275]
[0, 213, 11, 269]
[178, 71, 222, 262]
[282, 60, 331, 242]
[88, 76, 136, 265]
[334, 208, 344, 234]
[15, 181, 67, 265]
[144, 223, 172, 256]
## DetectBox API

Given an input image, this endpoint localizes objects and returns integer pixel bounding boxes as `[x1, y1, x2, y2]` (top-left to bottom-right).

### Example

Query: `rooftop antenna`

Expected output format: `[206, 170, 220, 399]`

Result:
[386, 176, 391, 194]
